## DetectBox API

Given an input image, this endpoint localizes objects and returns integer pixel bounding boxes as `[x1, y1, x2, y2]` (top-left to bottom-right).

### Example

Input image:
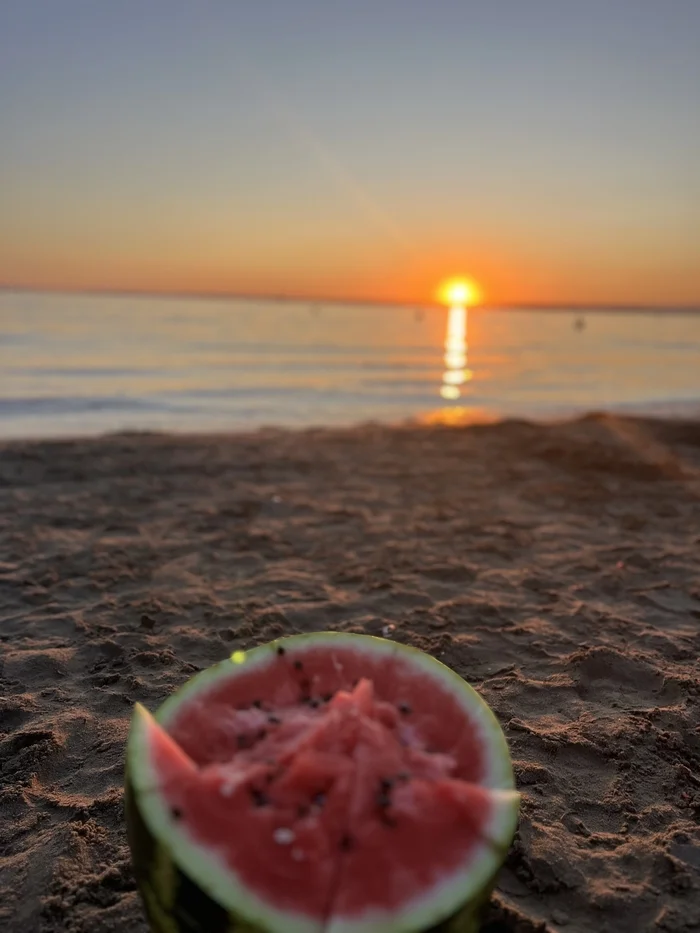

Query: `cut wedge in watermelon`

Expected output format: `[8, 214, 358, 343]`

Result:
[125, 632, 519, 933]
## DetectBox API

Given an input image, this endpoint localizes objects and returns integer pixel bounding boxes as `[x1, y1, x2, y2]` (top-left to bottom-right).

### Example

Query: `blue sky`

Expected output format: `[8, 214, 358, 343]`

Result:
[1, 0, 699, 305]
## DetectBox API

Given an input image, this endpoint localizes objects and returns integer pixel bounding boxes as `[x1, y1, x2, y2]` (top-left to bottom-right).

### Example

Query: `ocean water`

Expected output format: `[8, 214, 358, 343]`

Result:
[1, 290, 699, 439]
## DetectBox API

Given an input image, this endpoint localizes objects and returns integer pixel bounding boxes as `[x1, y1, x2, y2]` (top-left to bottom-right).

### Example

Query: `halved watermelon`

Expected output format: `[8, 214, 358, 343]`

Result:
[125, 632, 519, 933]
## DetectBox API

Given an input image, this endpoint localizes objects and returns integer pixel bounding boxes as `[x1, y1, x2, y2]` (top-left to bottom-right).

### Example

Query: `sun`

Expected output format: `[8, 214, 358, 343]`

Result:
[437, 277, 482, 308]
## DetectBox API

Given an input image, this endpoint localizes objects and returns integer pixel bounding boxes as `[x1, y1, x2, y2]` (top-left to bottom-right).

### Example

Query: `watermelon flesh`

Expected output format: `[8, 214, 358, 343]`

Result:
[127, 634, 519, 933]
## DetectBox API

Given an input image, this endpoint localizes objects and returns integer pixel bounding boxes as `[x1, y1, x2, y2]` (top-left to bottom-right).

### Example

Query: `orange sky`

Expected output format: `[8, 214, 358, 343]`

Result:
[3, 229, 698, 308]
[2, 4, 700, 308]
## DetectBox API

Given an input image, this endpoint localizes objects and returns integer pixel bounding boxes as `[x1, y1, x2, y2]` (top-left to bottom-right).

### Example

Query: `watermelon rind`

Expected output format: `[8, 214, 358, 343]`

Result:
[126, 632, 519, 933]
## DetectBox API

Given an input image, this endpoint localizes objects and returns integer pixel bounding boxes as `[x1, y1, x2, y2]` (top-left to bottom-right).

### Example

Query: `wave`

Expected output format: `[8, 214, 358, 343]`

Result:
[6, 366, 158, 378]
[0, 396, 179, 417]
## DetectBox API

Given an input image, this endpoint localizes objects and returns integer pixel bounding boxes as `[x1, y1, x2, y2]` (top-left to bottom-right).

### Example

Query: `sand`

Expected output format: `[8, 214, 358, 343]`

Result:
[1, 412, 699, 932]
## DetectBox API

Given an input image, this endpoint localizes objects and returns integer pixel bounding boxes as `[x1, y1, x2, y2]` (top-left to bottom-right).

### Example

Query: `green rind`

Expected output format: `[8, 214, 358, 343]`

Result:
[125, 632, 520, 933]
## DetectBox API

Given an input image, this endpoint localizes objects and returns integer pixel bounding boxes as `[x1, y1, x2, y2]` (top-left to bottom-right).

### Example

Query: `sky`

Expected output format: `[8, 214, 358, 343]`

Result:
[1, 1, 699, 307]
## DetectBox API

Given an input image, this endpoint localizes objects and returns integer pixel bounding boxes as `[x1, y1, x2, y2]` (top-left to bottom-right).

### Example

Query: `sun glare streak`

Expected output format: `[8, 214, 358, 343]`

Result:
[234, 60, 417, 257]
[440, 306, 472, 400]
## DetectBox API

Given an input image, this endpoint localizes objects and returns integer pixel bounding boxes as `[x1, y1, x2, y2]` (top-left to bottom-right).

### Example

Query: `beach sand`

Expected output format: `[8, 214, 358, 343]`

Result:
[1, 413, 699, 932]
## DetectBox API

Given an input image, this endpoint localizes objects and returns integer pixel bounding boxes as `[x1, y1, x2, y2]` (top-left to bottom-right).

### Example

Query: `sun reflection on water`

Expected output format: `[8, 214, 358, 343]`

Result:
[440, 306, 472, 400]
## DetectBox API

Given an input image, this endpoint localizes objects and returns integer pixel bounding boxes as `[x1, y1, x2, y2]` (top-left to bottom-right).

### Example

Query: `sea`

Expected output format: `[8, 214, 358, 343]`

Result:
[1, 290, 699, 440]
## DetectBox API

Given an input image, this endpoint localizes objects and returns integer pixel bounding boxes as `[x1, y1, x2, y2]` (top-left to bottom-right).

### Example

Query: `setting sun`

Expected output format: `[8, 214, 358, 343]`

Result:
[437, 277, 482, 308]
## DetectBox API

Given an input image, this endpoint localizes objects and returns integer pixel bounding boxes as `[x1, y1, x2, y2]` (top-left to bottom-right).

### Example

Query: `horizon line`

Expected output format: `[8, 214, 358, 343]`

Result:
[1, 282, 699, 314]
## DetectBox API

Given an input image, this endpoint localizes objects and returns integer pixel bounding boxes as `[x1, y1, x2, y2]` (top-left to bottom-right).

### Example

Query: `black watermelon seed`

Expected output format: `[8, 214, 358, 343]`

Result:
[250, 788, 269, 808]
[312, 792, 326, 808]
[294, 660, 304, 671]
[308, 698, 320, 709]
[252, 699, 263, 709]
[267, 714, 281, 725]
[339, 834, 354, 851]
[398, 702, 412, 715]
[380, 778, 394, 792]
[300, 683, 311, 700]
[276, 645, 285, 656]
[171, 806, 183, 820]
[322, 692, 333, 703]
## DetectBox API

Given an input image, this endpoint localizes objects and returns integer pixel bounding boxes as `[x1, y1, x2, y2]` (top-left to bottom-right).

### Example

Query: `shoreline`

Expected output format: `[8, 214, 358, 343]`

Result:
[2, 404, 700, 448]
[1, 412, 699, 932]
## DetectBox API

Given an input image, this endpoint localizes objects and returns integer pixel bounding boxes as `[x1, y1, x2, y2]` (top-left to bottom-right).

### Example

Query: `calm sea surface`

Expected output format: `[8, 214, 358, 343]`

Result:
[1, 291, 699, 439]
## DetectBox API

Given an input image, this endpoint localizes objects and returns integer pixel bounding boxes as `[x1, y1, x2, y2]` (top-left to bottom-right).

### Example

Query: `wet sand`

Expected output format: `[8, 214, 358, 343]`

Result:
[1, 413, 699, 932]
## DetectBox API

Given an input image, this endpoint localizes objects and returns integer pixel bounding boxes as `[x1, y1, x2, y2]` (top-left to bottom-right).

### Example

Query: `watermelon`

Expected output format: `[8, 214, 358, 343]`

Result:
[125, 632, 519, 933]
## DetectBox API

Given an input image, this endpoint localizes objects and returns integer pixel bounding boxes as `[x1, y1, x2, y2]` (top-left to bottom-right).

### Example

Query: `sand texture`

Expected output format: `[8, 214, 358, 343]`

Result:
[1, 413, 700, 932]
